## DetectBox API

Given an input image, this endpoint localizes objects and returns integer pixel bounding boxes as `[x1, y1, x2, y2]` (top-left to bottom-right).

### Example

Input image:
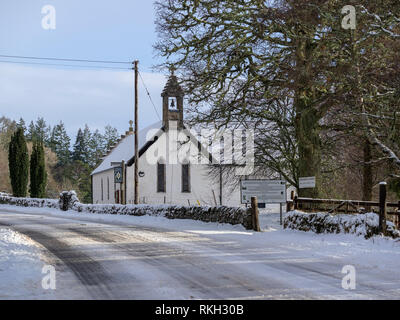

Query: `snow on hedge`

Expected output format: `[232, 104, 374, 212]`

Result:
[0, 193, 58, 209]
[284, 210, 400, 239]
[2, 191, 253, 229]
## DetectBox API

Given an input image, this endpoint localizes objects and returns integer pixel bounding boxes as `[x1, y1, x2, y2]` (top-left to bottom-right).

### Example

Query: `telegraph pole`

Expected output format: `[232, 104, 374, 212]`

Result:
[134, 60, 139, 204]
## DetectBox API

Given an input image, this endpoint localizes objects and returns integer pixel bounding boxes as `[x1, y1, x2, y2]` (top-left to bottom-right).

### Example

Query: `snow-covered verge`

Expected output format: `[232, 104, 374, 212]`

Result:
[0, 228, 51, 299]
[1, 191, 253, 229]
[284, 211, 400, 239]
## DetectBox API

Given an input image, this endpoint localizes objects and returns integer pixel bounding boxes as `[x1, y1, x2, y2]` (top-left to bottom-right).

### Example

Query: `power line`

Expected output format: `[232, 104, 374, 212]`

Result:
[138, 70, 162, 121]
[0, 54, 132, 65]
[0, 59, 132, 70]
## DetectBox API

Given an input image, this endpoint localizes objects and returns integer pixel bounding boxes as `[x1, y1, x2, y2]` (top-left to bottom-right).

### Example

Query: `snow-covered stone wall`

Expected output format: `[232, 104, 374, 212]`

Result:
[1, 191, 253, 230]
[284, 211, 400, 239]
[0, 193, 58, 209]
[63, 191, 252, 229]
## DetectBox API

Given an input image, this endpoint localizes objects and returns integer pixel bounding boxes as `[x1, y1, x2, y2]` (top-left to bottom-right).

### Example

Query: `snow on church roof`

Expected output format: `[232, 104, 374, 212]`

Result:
[91, 121, 162, 176]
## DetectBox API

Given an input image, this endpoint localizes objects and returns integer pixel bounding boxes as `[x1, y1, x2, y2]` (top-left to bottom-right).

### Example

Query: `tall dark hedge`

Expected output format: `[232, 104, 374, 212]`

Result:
[30, 140, 47, 198]
[8, 127, 29, 197]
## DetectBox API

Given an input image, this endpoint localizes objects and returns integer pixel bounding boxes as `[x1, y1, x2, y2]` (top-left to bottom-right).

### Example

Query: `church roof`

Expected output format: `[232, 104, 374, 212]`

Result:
[161, 74, 184, 97]
[91, 121, 163, 176]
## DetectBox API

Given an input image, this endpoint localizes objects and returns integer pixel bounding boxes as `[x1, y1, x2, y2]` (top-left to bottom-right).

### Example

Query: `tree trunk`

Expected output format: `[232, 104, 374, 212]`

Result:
[295, 105, 321, 198]
[294, 38, 321, 198]
[362, 138, 373, 201]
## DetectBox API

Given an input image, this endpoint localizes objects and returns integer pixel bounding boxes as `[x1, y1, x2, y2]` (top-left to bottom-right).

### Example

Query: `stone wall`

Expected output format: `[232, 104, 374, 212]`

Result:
[1, 191, 253, 230]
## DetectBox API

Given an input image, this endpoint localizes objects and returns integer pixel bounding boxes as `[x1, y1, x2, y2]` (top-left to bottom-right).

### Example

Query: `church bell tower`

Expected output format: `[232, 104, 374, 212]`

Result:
[161, 68, 184, 130]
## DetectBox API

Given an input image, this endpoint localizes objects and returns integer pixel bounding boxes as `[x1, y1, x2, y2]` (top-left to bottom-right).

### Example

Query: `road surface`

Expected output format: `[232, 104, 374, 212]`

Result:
[0, 207, 399, 299]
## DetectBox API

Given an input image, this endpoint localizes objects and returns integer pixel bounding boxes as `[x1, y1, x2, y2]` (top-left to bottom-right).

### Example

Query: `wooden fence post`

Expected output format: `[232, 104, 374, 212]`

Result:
[287, 191, 295, 212]
[294, 196, 298, 210]
[251, 196, 261, 232]
[379, 182, 387, 235]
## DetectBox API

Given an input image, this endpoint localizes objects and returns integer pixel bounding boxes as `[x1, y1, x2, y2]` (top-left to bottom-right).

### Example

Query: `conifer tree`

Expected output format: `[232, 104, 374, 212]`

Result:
[27, 121, 35, 141]
[8, 127, 29, 197]
[50, 121, 71, 166]
[44, 124, 52, 147]
[82, 124, 92, 163]
[29, 140, 47, 198]
[34, 117, 49, 143]
[88, 129, 105, 167]
[72, 128, 85, 161]
[17, 118, 26, 133]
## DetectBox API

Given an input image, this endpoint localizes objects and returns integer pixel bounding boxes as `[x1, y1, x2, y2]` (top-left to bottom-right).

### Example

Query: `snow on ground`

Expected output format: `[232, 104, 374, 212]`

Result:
[0, 227, 55, 299]
[1, 203, 399, 299]
[0, 221, 92, 299]
[2, 204, 399, 265]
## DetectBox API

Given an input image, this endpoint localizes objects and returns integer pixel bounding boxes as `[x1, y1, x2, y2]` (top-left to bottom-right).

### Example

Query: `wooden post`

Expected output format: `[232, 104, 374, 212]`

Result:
[134, 60, 139, 204]
[279, 174, 283, 224]
[287, 191, 295, 212]
[219, 165, 223, 205]
[379, 182, 387, 235]
[121, 160, 126, 205]
[212, 190, 218, 206]
[294, 196, 298, 210]
[251, 196, 261, 232]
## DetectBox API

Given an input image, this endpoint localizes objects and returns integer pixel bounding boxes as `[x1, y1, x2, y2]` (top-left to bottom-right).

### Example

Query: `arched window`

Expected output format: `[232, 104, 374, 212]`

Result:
[107, 177, 110, 200]
[157, 162, 166, 193]
[181, 163, 190, 193]
[101, 178, 104, 201]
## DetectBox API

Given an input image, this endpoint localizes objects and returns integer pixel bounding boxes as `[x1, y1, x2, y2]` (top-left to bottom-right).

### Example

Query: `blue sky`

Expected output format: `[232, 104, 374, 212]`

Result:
[0, 0, 167, 137]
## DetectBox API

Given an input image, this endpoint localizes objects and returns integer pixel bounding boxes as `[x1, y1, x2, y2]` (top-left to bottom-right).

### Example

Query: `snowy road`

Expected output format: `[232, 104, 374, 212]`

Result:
[0, 207, 399, 300]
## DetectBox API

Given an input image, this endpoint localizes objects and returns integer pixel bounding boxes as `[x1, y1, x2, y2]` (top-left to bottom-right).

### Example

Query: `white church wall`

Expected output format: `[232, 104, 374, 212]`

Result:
[92, 169, 121, 204]
[125, 133, 242, 206]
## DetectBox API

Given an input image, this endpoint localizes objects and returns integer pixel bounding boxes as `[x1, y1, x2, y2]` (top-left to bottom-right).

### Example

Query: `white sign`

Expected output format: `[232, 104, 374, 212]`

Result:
[299, 176, 316, 189]
[240, 180, 286, 204]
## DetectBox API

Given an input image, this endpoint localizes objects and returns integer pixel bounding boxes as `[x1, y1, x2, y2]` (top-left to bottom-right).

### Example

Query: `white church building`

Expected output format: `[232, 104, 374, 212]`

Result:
[91, 73, 244, 206]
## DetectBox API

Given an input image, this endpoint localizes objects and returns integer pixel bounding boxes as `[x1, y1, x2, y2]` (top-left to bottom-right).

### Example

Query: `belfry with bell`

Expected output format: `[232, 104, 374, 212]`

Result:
[161, 67, 184, 130]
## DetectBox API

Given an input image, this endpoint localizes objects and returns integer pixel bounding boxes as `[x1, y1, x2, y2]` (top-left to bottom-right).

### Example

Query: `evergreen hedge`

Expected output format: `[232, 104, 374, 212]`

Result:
[8, 127, 29, 197]
[30, 140, 47, 198]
